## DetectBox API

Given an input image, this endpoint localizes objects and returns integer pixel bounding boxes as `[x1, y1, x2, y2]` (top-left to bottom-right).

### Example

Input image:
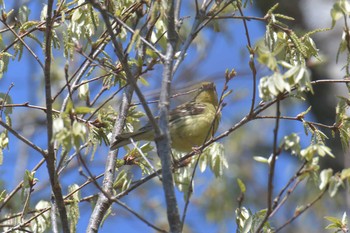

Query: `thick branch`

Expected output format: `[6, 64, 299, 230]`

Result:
[155, 1, 181, 232]
[43, 1, 69, 232]
[86, 1, 157, 231]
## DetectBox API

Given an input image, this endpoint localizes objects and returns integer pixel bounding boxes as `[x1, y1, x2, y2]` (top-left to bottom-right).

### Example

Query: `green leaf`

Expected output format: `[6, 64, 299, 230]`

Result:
[78, 82, 89, 100]
[32, 201, 51, 232]
[53, 118, 65, 134]
[300, 144, 334, 161]
[324, 215, 342, 224]
[74, 106, 94, 114]
[199, 151, 208, 172]
[113, 170, 132, 192]
[253, 156, 269, 164]
[241, 215, 253, 233]
[100, 207, 112, 228]
[318, 145, 335, 158]
[319, 168, 332, 190]
[282, 133, 301, 155]
[331, 0, 350, 27]
[65, 99, 74, 113]
[328, 176, 342, 197]
[0, 92, 13, 114]
[237, 178, 246, 193]
[324, 212, 348, 230]
[207, 142, 227, 177]
[72, 121, 87, 148]
[0, 131, 9, 149]
[341, 168, 350, 180]
[19, 5, 30, 23]
[0, 190, 6, 203]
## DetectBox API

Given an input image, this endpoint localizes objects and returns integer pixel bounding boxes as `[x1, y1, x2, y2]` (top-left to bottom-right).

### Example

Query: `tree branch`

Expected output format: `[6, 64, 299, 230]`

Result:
[85, 1, 156, 231]
[155, 1, 182, 232]
[43, 1, 69, 232]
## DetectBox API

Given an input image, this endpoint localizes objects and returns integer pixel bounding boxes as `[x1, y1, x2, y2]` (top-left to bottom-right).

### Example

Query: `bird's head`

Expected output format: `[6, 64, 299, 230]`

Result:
[194, 82, 219, 105]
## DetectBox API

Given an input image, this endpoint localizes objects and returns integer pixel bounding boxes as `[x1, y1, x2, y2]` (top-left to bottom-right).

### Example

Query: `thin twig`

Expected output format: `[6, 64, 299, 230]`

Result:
[0, 19, 44, 70]
[0, 158, 45, 211]
[0, 120, 46, 155]
[2, 102, 58, 113]
[255, 97, 281, 232]
[255, 115, 335, 129]
[270, 161, 307, 217]
[2, 173, 104, 233]
[112, 198, 168, 233]
[275, 187, 328, 232]
[129, 138, 162, 180]
[85, 84, 126, 122]
[269, 179, 302, 218]
[175, 0, 182, 26]
[237, 3, 257, 116]
[100, 10, 165, 60]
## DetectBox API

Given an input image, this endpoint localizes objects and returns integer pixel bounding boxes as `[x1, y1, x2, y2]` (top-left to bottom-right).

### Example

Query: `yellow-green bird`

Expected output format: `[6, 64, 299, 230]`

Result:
[110, 82, 221, 152]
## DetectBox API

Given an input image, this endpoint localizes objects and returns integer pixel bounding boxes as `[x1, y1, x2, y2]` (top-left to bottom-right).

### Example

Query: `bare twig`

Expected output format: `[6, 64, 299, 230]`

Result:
[0, 19, 44, 70]
[129, 138, 162, 180]
[105, 12, 165, 60]
[269, 161, 307, 218]
[112, 198, 168, 233]
[255, 115, 335, 129]
[255, 97, 281, 232]
[269, 179, 302, 219]
[0, 120, 46, 155]
[86, 84, 126, 122]
[2, 102, 58, 113]
[237, 3, 257, 115]
[275, 187, 328, 232]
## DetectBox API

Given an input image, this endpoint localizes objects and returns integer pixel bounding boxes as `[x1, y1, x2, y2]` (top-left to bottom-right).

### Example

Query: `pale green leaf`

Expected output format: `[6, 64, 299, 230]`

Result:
[32, 201, 51, 232]
[78, 82, 89, 100]
[237, 178, 246, 193]
[319, 168, 332, 190]
[199, 152, 207, 172]
[341, 168, 350, 180]
[67, 184, 80, 233]
[242, 215, 253, 233]
[253, 156, 269, 163]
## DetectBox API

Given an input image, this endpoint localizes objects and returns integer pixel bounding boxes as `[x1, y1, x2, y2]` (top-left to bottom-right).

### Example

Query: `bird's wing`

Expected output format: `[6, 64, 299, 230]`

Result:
[169, 101, 206, 121]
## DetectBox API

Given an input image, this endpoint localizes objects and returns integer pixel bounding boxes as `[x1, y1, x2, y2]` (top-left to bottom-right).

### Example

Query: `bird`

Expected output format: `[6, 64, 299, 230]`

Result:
[110, 82, 221, 152]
